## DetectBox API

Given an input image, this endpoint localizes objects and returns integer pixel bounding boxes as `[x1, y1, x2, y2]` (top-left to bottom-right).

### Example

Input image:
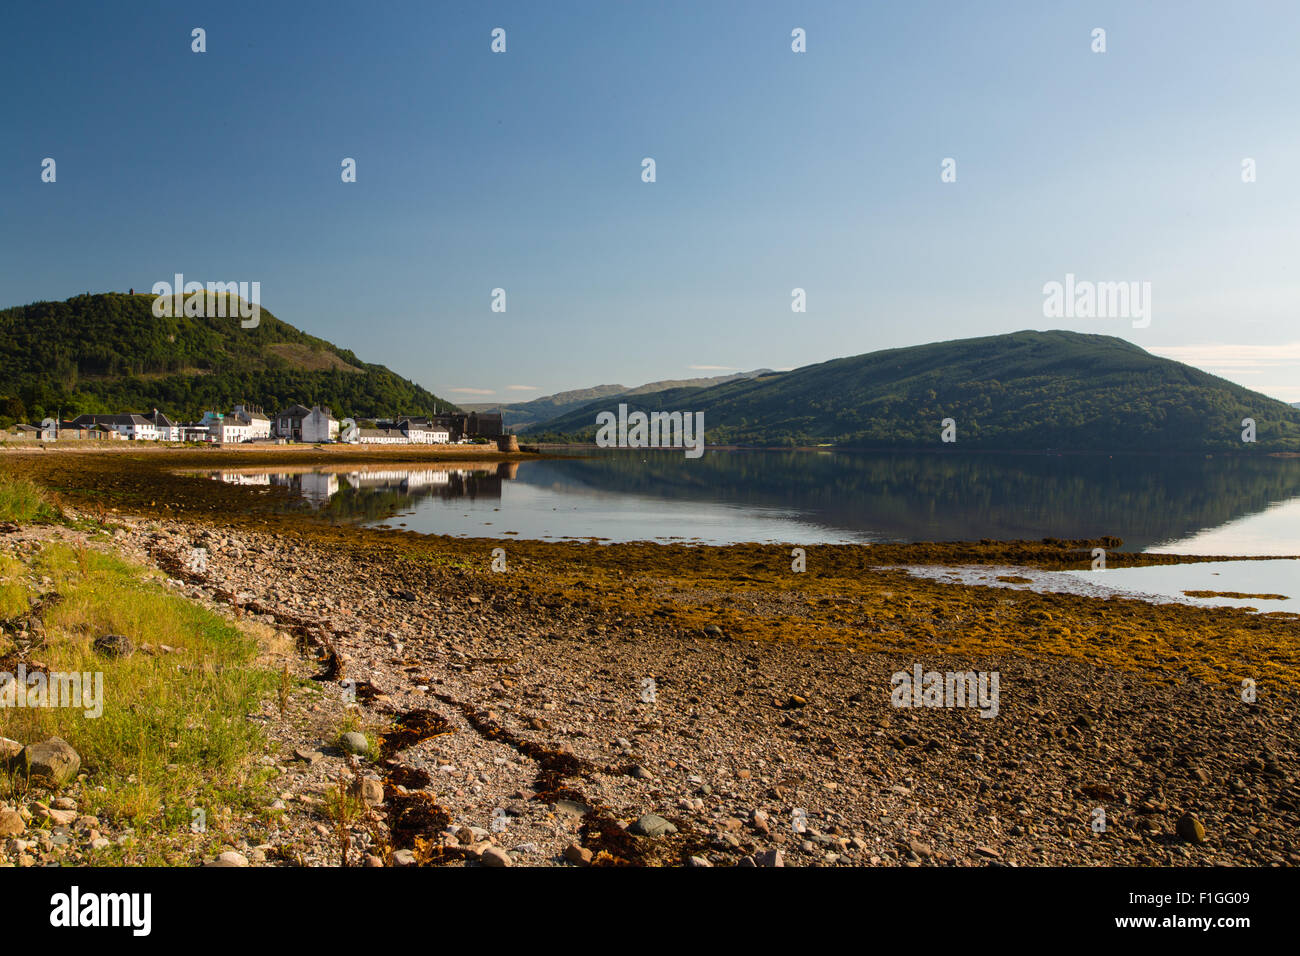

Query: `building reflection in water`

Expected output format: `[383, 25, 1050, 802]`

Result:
[210, 463, 513, 512]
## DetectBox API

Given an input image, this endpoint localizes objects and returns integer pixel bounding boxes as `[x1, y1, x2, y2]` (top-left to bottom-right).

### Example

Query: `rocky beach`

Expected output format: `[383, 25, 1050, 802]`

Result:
[1, 446, 1297, 867]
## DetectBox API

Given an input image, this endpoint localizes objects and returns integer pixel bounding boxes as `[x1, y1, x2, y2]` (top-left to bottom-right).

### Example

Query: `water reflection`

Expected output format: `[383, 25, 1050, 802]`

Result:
[204, 451, 1300, 552]
[208, 463, 516, 518]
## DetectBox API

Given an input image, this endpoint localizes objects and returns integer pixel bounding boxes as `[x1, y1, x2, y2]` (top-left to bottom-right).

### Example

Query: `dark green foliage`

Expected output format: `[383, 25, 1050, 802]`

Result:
[0, 293, 458, 421]
[527, 331, 1300, 452]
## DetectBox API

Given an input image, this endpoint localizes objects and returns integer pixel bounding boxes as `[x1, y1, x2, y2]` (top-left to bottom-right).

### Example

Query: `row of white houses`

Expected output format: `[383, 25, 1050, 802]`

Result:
[12, 404, 458, 445]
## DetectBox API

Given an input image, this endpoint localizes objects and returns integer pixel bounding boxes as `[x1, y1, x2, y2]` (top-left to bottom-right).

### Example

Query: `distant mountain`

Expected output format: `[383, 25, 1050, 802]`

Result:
[0, 293, 459, 424]
[464, 369, 773, 429]
[524, 331, 1300, 452]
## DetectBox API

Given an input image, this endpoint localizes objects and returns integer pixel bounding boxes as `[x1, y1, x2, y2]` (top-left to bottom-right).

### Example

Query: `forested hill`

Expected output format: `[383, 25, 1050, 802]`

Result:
[0, 292, 458, 424]
[525, 331, 1300, 452]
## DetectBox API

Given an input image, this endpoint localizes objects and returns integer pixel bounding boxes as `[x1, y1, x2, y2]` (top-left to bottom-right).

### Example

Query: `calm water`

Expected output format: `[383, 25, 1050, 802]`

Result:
[905, 559, 1300, 611]
[1063, 560, 1299, 610]
[203, 449, 1300, 554]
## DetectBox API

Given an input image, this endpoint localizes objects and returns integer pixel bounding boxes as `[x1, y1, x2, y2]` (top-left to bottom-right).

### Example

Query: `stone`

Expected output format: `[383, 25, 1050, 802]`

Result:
[293, 748, 324, 764]
[340, 732, 369, 756]
[909, 839, 933, 859]
[0, 737, 22, 763]
[392, 849, 416, 866]
[564, 843, 592, 866]
[480, 846, 511, 867]
[755, 849, 785, 867]
[23, 738, 80, 788]
[630, 813, 677, 837]
[553, 799, 588, 820]
[1176, 812, 1207, 844]
[349, 777, 385, 807]
[92, 634, 133, 657]
[0, 810, 25, 836]
[46, 808, 77, 827]
[208, 850, 248, 867]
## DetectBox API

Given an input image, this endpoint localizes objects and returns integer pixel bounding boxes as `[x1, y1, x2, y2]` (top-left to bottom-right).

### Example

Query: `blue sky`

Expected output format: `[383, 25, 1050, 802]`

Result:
[4, 0, 1299, 401]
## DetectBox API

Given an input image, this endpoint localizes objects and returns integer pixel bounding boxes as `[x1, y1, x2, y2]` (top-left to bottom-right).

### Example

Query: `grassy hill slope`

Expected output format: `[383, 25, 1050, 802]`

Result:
[0, 292, 458, 424]
[525, 331, 1300, 452]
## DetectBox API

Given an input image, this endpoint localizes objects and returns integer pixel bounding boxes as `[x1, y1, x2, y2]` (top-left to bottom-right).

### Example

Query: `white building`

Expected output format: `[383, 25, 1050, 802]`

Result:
[402, 418, 450, 444]
[376, 417, 451, 444]
[232, 404, 272, 440]
[356, 426, 408, 444]
[276, 404, 339, 443]
[199, 411, 253, 443]
[147, 409, 180, 441]
[67, 413, 160, 440]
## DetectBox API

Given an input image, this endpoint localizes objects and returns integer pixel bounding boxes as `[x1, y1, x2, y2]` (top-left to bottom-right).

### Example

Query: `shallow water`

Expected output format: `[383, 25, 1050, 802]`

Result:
[901, 559, 1300, 612]
[203, 449, 1300, 551]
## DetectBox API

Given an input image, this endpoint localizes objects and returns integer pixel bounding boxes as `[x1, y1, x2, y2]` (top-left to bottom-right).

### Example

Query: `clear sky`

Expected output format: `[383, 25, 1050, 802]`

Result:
[4, 1, 1299, 402]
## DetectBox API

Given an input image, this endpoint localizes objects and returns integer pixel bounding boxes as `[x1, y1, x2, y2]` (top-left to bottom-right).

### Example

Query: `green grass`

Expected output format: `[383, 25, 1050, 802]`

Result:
[0, 472, 60, 523]
[1, 542, 282, 861]
[0, 552, 29, 621]
[334, 711, 380, 761]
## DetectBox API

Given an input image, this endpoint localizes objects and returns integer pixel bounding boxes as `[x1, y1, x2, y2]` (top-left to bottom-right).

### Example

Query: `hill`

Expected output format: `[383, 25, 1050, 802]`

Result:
[463, 370, 773, 429]
[0, 292, 458, 424]
[524, 331, 1300, 452]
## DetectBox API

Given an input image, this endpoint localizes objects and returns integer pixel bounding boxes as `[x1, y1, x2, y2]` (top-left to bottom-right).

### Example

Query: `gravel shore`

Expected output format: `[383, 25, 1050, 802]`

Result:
[2, 447, 1297, 867]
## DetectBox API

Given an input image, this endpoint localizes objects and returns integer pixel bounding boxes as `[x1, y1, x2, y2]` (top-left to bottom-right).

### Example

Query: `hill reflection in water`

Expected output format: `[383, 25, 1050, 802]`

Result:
[209, 451, 1300, 552]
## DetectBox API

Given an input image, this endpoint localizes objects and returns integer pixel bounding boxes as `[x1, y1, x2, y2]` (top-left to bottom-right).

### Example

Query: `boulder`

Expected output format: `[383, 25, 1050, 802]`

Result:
[23, 737, 81, 788]
[340, 732, 369, 756]
[564, 843, 592, 866]
[480, 846, 511, 867]
[630, 813, 678, 837]
[348, 777, 385, 807]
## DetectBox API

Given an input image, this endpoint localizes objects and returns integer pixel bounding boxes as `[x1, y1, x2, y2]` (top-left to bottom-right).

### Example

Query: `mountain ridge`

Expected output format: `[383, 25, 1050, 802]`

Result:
[524, 330, 1300, 452]
[462, 369, 773, 428]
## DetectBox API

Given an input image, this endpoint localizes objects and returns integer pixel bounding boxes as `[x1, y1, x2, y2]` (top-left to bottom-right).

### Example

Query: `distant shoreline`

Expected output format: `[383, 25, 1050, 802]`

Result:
[0, 441, 538, 463]
[527, 442, 1300, 459]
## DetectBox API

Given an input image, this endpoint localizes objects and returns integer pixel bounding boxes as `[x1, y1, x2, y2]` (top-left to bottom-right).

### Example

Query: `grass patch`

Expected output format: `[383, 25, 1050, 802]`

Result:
[0, 552, 31, 622]
[0, 472, 60, 523]
[0, 542, 281, 861]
